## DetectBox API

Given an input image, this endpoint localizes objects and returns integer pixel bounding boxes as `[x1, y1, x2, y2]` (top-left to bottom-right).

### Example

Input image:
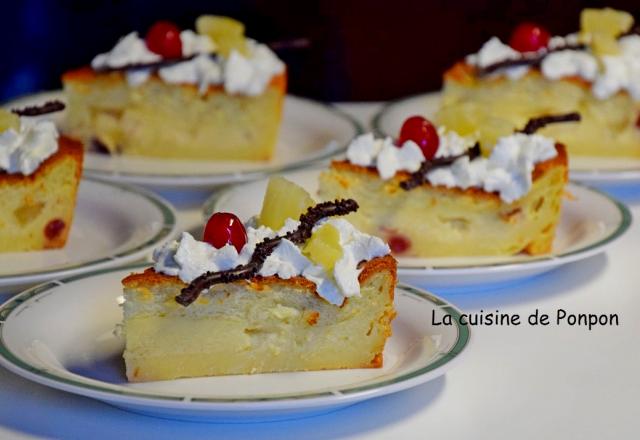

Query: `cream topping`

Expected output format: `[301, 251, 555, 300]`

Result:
[91, 32, 283, 96]
[426, 133, 557, 203]
[345, 128, 476, 179]
[0, 118, 59, 175]
[153, 217, 389, 306]
[468, 34, 640, 100]
[224, 41, 285, 96]
[345, 131, 556, 203]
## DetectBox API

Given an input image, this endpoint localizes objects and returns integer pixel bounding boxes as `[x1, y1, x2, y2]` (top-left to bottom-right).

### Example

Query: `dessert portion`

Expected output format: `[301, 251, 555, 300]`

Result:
[63, 16, 286, 160]
[438, 8, 640, 157]
[121, 178, 396, 382]
[318, 115, 570, 257]
[0, 102, 83, 252]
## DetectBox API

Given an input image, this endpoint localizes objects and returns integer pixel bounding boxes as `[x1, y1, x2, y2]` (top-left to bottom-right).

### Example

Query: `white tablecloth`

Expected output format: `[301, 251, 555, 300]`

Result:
[0, 103, 638, 439]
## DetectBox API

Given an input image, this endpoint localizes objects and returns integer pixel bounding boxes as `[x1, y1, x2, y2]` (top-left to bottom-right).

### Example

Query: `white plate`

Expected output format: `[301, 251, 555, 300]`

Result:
[0, 265, 470, 423]
[0, 178, 176, 292]
[205, 169, 631, 292]
[5, 91, 362, 189]
[373, 92, 640, 186]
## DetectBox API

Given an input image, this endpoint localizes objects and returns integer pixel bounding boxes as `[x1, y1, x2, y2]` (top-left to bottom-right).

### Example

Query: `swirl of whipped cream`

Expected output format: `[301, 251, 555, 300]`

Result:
[153, 217, 389, 306]
[91, 31, 284, 96]
[344, 130, 556, 203]
[468, 33, 640, 100]
[0, 118, 59, 175]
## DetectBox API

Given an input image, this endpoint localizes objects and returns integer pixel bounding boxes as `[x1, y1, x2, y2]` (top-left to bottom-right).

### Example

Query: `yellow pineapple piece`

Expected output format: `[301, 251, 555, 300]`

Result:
[259, 176, 315, 229]
[196, 15, 248, 57]
[581, 8, 634, 56]
[581, 8, 634, 37]
[591, 33, 621, 56]
[303, 223, 343, 272]
[0, 110, 19, 132]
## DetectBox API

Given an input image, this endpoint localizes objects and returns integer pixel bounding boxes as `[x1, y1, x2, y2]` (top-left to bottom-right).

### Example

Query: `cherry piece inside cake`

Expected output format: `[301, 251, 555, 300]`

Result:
[121, 177, 396, 382]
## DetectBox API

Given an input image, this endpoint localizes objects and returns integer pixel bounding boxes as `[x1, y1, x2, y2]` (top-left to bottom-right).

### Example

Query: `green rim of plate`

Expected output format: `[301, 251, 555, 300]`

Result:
[0, 177, 176, 281]
[204, 176, 632, 272]
[395, 181, 632, 271]
[0, 265, 470, 404]
[4, 91, 363, 182]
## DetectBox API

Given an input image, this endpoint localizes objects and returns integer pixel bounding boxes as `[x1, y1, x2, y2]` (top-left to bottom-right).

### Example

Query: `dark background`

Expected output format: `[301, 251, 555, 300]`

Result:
[3, 0, 639, 103]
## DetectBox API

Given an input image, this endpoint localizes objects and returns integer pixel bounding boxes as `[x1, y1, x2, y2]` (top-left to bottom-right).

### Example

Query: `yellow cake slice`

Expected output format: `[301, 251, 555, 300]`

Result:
[121, 179, 396, 382]
[438, 8, 640, 157]
[122, 256, 396, 382]
[317, 124, 568, 257]
[62, 15, 286, 161]
[0, 108, 83, 252]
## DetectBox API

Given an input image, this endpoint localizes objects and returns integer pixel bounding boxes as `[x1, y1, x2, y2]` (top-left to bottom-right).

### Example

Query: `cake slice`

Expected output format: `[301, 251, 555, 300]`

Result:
[438, 8, 640, 157]
[0, 107, 83, 252]
[62, 15, 286, 160]
[122, 179, 396, 382]
[318, 116, 569, 257]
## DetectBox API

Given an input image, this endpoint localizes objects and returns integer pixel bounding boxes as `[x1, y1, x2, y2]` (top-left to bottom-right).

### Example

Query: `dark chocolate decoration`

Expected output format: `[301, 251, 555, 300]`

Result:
[175, 199, 359, 306]
[400, 143, 481, 191]
[11, 100, 66, 117]
[477, 43, 586, 77]
[92, 54, 204, 73]
[518, 112, 581, 135]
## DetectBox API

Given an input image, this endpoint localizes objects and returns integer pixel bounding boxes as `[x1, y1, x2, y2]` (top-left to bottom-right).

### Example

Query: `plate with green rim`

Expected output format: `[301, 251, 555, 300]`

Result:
[0, 264, 470, 423]
[204, 169, 632, 292]
[372, 91, 640, 186]
[0, 178, 177, 293]
[5, 91, 362, 189]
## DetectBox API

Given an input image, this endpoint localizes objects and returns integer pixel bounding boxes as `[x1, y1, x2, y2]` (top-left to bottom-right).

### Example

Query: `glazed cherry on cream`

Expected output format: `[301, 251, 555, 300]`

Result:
[146, 20, 183, 58]
[203, 212, 247, 252]
[509, 22, 551, 53]
[398, 116, 440, 160]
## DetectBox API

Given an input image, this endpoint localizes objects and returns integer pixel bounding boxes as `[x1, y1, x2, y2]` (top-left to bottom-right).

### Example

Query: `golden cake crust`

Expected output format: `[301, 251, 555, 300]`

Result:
[444, 61, 594, 90]
[62, 66, 287, 96]
[328, 143, 567, 203]
[122, 254, 397, 304]
[0, 136, 84, 185]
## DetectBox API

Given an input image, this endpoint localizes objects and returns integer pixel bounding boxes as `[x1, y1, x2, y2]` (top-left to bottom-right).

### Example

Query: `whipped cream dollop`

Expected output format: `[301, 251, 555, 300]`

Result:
[91, 31, 284, 96]
[346, 128, 475, 180]
[426, 133, 557, 203]
[467, 34, 640, 100]
[0, 118, 59, 175]
[153, 217, 389, 306]
[345, 130, 556, 203]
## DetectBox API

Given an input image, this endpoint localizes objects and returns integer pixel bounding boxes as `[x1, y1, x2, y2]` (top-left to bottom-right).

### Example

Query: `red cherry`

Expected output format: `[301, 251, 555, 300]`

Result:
[145, 20, 182, 58]
[388, 234, 411, 255]
[398, 116, 440, 160]
[203, 212, 247, 253]
[509, 22, 551, 53]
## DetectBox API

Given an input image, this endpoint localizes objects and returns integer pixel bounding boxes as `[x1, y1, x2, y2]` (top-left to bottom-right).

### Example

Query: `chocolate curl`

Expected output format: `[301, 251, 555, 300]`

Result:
[11, 100, 65, 117]
[400, 143, 481, 191]
[175, 199, 359, 306]
[518, 112, 581, 135]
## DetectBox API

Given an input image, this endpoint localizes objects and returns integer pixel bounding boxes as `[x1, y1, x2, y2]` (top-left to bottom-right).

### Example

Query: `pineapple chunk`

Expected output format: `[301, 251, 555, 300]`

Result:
[259, 176, 315, 230]
[581, 8, 634, 56]
[591, 33, 621, 56]
[196, 15, 248, 57]
[581, 8, 634, 37]
[0, 110, 19, 132]
[303, 223, 343, 272]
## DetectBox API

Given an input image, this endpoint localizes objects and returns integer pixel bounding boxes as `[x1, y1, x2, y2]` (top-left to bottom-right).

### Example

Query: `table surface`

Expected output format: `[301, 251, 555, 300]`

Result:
[0, 103, 638, 440]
